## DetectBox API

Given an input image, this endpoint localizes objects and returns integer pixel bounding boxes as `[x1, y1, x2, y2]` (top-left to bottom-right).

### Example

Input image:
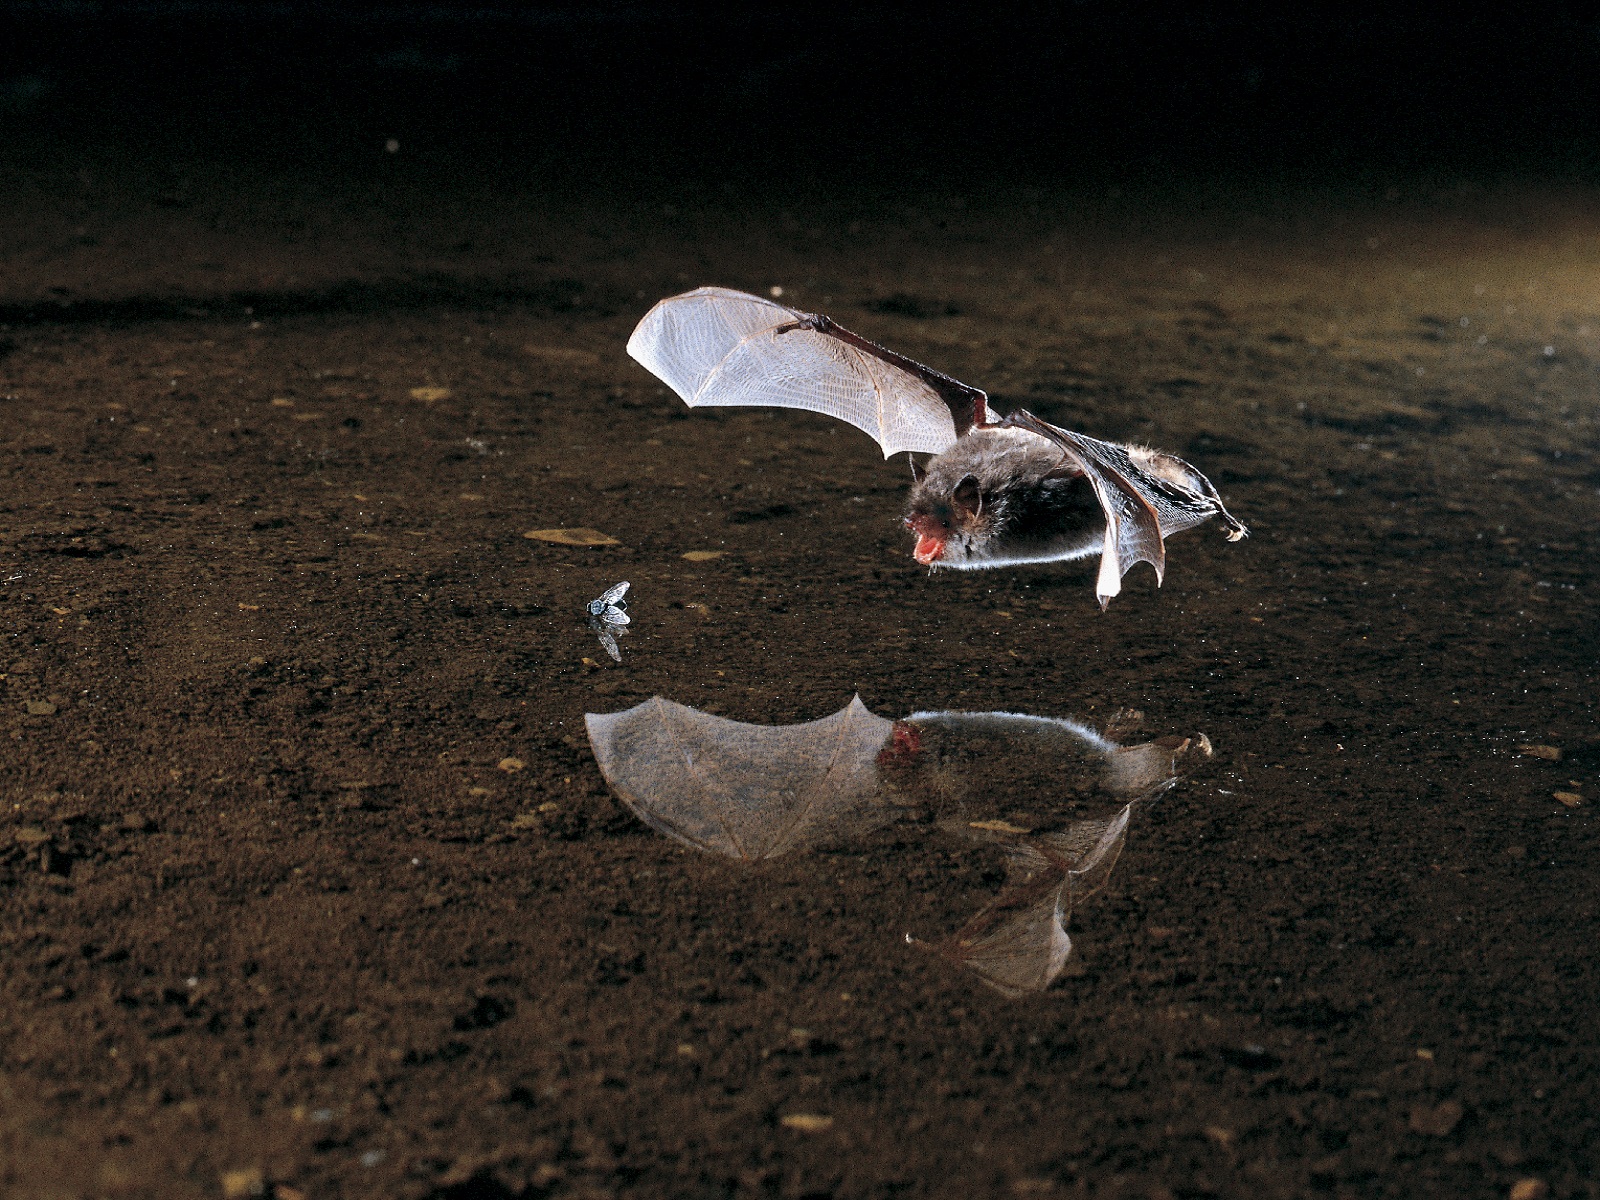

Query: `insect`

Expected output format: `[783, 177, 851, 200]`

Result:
[587, 581, 631, 620]
[586, 581, 630, 662]
[628, 287, 1246, 608]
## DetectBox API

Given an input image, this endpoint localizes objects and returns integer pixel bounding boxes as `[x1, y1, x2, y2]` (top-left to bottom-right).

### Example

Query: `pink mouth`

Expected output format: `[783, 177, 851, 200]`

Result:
[913, 532, 946, 565]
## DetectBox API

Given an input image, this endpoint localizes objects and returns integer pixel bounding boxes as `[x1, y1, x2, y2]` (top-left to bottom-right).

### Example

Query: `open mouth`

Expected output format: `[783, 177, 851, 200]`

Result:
[912, 532, 946, 565]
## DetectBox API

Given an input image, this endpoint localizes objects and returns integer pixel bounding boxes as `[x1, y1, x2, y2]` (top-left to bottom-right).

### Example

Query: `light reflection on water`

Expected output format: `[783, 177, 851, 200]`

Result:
[587, 697, 1213, 997]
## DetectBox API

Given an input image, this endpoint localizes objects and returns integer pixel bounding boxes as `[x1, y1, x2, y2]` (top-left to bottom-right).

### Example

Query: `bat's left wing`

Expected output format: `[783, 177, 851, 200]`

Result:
[998, 410, 1247, 609]
[627, 287, 987, 458]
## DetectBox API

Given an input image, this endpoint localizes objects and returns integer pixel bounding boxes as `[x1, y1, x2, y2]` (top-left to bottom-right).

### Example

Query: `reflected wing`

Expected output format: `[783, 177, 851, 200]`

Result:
[584, 695, 897, 860]
[948, 885, 1072, 999]
[1058, 802, 1131, 907]
[999, 410, 1247, 609]
[938, 804, 1133, 998]
[627, 287, 986, 458]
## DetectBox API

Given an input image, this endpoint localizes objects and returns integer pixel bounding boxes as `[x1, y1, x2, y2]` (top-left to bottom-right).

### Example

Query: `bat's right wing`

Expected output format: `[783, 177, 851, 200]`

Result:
[998, 410, 1247, 609]
[627, 286, 986, 458]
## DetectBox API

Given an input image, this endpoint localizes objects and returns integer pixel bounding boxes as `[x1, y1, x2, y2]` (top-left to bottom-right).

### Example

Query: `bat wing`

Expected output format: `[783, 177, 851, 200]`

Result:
[999, 410, 1247, 609]
[627, 286, 986, 458]
[584, 695, 897, 860]
[946, 884, 1072, 999]
[936, 805, 1131, 998]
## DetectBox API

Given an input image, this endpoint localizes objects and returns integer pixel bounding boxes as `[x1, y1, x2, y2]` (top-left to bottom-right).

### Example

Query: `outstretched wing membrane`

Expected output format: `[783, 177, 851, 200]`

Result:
[627, 287, 985, 458]
[999, 411, 1247, 609]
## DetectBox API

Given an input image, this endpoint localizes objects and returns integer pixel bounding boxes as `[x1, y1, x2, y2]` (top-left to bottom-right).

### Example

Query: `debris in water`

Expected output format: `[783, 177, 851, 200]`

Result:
[219, 1167, 265, 1199]
[780, 1113, 834, 1133]
[526, 528, 620, 546]
[1517, 744, 1562, 761]
[1408, 1099, 1465, 1137]
[585, 696, 1212, 996]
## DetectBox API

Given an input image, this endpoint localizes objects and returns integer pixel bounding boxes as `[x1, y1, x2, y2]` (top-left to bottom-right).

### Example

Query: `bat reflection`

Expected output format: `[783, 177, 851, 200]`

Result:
[585, 697, 1211, 997]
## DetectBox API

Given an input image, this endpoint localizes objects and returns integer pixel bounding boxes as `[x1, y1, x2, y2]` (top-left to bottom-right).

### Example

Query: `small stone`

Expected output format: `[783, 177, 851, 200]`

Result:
[220, 1167, 265, 1199]
[1517, 744, 1562, 761]
[15, 826, 49, 846]
[780, 1113, 834, 1133]
[270, 397, 295, 407]
[25, 700, 56, 715]
[523, 527, 619, 546]
[275, 1188, 307, 1200]
[1553, 791, 1582, 807]
[509, 813, 540, 830]
[498, 757, 525, 773]
[409, 386, 451, 402]
[1509, 1181, 1549, 1200]
[682, 550, 726, 561]
[1408, 1099, 1464, 1136]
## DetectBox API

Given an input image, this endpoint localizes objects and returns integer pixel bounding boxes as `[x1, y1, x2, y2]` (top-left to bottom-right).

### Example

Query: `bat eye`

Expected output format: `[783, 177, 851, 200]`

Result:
[952, 475, 982, 519]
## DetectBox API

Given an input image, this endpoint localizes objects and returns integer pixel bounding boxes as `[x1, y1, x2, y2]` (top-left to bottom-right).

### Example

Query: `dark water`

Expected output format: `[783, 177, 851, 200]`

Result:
[1, 9, 1599, 1200]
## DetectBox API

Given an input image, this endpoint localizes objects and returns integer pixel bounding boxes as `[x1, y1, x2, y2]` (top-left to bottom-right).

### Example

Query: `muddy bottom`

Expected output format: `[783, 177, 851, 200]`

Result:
[0, 170, 1596, 1200]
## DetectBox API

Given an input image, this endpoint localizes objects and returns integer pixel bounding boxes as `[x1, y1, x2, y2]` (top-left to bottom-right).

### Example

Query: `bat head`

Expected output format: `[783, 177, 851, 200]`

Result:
[904, 427, 1074, 568]
[904, 472, 987, 565]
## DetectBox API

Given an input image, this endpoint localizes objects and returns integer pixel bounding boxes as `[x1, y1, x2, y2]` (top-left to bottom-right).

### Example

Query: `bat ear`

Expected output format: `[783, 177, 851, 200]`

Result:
[907, 453, 927, 483]
[952, 474, 983, 519]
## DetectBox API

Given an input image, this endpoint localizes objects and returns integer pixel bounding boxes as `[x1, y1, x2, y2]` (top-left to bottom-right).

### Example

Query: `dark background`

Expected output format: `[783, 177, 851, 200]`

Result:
[5, 2, 1600, 191]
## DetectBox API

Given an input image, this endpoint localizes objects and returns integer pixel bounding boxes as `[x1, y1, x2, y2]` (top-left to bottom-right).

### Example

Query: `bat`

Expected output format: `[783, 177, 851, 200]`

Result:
[627, 287, 1246, 608]
[585, 695, 1211, 995]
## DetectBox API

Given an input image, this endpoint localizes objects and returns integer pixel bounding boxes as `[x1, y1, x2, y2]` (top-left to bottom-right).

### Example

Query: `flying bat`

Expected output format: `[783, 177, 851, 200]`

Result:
[627, 287, 1246, 608]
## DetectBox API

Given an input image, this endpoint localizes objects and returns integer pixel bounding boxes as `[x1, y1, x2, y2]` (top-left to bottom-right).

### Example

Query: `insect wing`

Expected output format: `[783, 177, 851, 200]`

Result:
[599, 606, 631, 626]
[596, 581, 630, 608]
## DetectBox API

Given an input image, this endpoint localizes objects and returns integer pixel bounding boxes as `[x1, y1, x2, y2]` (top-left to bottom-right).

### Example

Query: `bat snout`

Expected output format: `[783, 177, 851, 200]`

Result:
[905, 513, 949, 565]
